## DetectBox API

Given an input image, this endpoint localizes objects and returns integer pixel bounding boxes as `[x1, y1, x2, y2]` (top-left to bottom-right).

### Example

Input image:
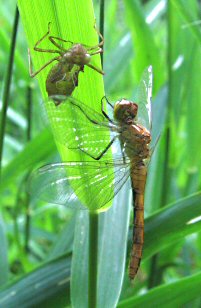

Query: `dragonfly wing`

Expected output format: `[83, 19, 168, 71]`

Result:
[135, 65, 153, 131]
[29, 161, 130, 211]
[46, 97, 119, 159]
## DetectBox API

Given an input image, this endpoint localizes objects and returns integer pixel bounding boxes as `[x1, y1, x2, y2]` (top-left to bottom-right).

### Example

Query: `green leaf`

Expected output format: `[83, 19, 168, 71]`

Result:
[71, 211, 89, 308]
[0, 254, 71, 308]
[17, 0, 112, 212]
[118, 270, 201, 308]
[123, 0, 164, 92]
[171, 0, 201, 44]
[104, 33, 133, 93]
[47, 213, 76, 260]
[71, 184, 131, 308]
[97, 183, 131, 308]
[17, 0, 105, 144]
[144, 191, 201, 259]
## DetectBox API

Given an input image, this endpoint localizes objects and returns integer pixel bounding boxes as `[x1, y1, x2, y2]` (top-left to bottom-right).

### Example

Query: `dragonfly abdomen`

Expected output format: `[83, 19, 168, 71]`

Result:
[129, 163, 147, 280]
[46, 65, 83, 105]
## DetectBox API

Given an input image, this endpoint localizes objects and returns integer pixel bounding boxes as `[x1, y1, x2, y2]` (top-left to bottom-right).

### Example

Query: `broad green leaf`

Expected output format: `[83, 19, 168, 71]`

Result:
[0, 254, 71, 308]
[17, 0, 105, 149]
[17, 0, 112, 213]
[71, 211, 89, 308]
[71, 183, 131, 308]
[144, 191, 201, 259]
[118, 270, 201, 307]
[97, 183, 131, 308]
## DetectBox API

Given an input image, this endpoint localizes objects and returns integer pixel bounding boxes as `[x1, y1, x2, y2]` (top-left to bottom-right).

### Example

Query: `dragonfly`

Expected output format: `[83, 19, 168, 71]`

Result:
[28, 22, 104, 105]
[30, 66, 154, 280]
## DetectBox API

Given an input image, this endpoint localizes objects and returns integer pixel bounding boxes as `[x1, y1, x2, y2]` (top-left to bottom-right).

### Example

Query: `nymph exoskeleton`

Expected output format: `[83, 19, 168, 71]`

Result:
[29, 22, 104, 105]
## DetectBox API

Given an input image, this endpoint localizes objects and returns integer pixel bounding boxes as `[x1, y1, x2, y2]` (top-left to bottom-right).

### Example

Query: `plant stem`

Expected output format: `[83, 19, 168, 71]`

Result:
[0, 7, 19, 177]
[24, 85, 32, 252]
[88, 211, 99, 308]
[26, 85, 32, 142]
[99, 0, 105, 67]
[13, 180, 25, 252]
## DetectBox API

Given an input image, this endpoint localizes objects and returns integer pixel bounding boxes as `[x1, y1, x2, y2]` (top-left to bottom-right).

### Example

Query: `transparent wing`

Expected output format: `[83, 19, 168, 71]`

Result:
[135, 65, 153, 131]
[46, 97, 120, 159]
[29, 161, 130, 211]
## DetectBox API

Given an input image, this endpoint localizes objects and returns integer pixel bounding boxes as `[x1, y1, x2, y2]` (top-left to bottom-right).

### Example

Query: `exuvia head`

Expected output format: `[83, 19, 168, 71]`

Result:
[114, 99, 138, 124]
[63, 44, 91, 65]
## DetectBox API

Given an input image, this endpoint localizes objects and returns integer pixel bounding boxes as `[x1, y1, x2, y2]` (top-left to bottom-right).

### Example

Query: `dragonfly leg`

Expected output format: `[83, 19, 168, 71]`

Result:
[102, 96, 114, 109]
[33, 22, 61, 55]
[101, 97, 114, 123]
[49, 36, 73, 52]
[89, 48, 103, 56]
[70, 136, 117, 160]
[86, 25, 104, 50]
[86, 63, 104, 75]
[28, 49, 60, 77]
[95, 25, 104, 48]
[81, 24, 104, 51]
[120, 140, 126, 164]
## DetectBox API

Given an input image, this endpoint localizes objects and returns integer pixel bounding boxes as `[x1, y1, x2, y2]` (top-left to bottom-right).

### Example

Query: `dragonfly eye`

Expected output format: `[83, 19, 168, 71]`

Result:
[64, 45, 91, 65]
[63, 51, 73, 62]
[114, 100, 138, 123]
[82, 53, 91, 64]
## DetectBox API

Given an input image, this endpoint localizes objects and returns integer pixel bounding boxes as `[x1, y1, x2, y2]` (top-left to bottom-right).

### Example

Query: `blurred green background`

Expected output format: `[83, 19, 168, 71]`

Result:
[0, 0, 201, 307]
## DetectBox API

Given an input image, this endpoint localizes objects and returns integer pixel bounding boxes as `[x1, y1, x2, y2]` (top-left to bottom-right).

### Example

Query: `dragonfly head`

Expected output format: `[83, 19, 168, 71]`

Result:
[64, 44, 91, 65]
[114, 99, 138, 124]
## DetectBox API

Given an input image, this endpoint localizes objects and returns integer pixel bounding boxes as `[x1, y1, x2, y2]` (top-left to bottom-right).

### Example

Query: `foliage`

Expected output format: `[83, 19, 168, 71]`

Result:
[0, 0, 201, 307]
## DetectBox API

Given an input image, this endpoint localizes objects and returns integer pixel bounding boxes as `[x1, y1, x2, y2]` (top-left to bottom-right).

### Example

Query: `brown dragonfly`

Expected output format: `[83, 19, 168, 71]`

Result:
[28, 22, 104, 105]
[30, 66, 154, 280]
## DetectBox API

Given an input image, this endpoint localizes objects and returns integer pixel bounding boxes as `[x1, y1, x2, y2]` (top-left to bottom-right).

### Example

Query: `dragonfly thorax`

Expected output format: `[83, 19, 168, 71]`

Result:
[63, 44, 91, 65]
[114, 99, 138, 124]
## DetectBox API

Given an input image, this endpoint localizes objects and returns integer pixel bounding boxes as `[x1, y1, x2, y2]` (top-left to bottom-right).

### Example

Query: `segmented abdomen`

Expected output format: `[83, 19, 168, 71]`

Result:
[129, 163, 147, 280]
